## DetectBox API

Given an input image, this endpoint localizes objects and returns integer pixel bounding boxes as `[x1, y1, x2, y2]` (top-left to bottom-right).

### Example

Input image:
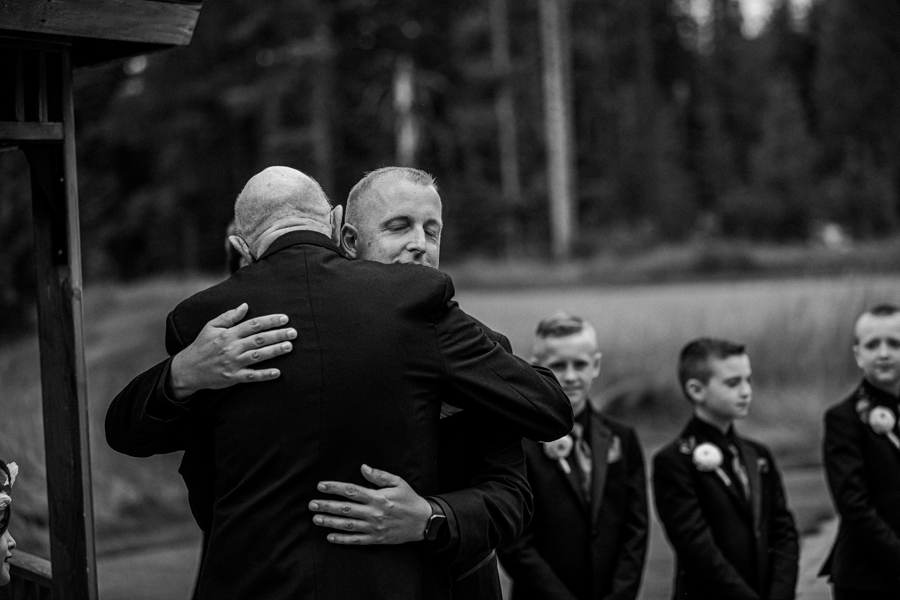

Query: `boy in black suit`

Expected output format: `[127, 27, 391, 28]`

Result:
[821, 304, 900, 599]
[653, 338, 798, 600]
[499, 312, 649, 600]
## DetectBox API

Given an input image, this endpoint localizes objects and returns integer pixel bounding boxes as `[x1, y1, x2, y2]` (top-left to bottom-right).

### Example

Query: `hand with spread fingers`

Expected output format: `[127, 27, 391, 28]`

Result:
[310, 464, 433, 545]
[168, 302, 297, 399]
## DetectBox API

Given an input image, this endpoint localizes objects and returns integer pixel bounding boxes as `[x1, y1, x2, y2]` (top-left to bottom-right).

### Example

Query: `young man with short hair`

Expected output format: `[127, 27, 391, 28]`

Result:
[499, 312, 649, 600]
[653, 338, 798, 600]
[821, 304, 900, 599]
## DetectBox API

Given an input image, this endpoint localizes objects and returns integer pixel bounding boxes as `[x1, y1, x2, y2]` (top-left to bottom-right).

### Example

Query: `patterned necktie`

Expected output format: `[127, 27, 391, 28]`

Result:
[572, 422, 593, 501]
[728, 444, 751, 501]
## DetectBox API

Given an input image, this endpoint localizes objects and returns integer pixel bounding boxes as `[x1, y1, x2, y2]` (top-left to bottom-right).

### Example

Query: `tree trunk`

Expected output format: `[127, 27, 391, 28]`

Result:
[489, 0, 523, 257]
[538, 0, 575, 260]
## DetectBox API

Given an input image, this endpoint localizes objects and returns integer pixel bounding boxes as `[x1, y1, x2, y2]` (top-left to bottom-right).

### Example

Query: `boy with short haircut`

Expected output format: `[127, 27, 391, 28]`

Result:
[820, 304, 900, 599]
[653, 338, 798, 600]
[499, 312, 648, 600]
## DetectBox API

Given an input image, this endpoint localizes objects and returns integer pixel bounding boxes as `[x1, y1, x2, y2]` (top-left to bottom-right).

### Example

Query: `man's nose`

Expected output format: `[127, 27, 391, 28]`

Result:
[563, 365, 577, 381]
[406, 228, 426, 253]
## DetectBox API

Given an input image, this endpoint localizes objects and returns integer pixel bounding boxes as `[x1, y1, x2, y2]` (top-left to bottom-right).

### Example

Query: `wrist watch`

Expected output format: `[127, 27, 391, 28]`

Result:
[422, 497, 448, 542]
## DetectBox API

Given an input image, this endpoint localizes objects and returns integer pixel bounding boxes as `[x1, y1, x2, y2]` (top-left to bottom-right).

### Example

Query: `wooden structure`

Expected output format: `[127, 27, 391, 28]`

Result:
[0, 2, 203, 598]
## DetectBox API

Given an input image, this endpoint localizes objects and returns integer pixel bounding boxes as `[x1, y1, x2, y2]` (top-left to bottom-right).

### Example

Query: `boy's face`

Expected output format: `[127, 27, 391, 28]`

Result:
[533, 331, 601, 414]
[1, 529, 14, 586]
[854, 313, 900, 393]
[689, 354, 753, 423]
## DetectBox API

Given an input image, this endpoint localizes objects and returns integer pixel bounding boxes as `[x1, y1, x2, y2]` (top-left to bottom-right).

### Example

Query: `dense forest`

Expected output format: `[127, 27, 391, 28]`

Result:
[1, 0, 899, 336]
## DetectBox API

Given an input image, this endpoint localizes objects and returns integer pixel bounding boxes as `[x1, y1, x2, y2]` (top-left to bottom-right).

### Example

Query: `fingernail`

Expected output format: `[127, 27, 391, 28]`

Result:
[318, 483, 327, 492]
[282, 343, 292, 351]
[362, 464, 372, 473]
[287, 329, 297, 339]
[309, 502, 319, 510]
[313, 516, 323, 524]
[279, 316, 289, 324]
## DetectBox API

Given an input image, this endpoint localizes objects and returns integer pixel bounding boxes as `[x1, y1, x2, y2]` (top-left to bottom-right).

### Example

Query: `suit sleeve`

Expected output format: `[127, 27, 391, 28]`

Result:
[104, 311, 195, 457]
[823, 406, 900, 569]
[497, 450, 580, 600]
[652, 449, 761, 600]
[431, 426, 532, 564]
[763, 449, 799, 600]
[432, 275, 573, 442]
[605, 430, 649, 600]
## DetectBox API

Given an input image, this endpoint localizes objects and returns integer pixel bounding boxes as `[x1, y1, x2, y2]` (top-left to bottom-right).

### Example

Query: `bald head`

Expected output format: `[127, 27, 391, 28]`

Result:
[234, 167, 332, 255]
[345, 167, 437, 230]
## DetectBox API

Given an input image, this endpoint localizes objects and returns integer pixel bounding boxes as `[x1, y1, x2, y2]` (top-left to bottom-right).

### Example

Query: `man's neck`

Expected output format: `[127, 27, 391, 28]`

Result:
[694, 408, 733, 434]
[254, 223, 331, 258]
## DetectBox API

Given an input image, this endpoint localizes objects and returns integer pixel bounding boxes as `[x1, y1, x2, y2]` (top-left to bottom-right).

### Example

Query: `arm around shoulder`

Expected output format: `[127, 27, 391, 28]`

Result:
[432, 274, 573, 441]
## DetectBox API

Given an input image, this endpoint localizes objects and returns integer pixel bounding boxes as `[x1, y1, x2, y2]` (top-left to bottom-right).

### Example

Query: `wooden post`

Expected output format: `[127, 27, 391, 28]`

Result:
[538, 0, 576, 260]
[23, 47, 98, 600]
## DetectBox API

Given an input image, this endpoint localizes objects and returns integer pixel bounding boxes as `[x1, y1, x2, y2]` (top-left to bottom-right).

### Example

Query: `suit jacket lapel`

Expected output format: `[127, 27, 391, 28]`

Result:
[551, 451, 590, 511]
[735, 438, 762, 532]
[685, 421, 751, 517]
[590, 415, 612, 523]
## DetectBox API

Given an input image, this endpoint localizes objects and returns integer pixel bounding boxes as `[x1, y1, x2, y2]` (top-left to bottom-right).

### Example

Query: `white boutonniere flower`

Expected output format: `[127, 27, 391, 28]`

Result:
[692, 443, 723, 471]
[7, 462, 18, 488]
[869, 407, 896, 434]
[543, 435, 574, 474]
[757, 457, 770, 474]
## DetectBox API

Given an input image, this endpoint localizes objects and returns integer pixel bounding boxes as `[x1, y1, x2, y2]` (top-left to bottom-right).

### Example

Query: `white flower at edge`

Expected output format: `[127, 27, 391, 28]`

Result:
[869, 407, 896, 435]
[7, 462, 18, 487]
[0, 492, 10, 511]
[543, 435, 574, 460]
[692, 443, 724, 472]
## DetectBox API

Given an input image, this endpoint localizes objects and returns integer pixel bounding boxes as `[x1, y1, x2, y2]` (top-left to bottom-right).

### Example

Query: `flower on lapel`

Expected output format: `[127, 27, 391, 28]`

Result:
[869, 407, 896, 435]
[855, 398, 871, 415]
[608, 436, 623, 464]
[757, 457, 770, 474]
[543, 435, 574, 474]
[678, 436, 697, 455]
[692, 443, 723, 472]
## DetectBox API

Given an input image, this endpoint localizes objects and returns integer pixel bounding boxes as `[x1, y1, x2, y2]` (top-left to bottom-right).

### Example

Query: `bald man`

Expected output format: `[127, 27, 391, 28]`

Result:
[106, 167, 572, 600]
[821, 304, 900, 600]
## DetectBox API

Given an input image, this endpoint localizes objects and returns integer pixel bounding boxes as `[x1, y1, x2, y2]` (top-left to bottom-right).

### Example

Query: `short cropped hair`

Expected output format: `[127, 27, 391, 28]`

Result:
[345, 166, 437, 226]
[854, 303, 900, 343]
[532, 312, 598, 358]
[234, 167, 332, 251]
[678, 338, 746, 396]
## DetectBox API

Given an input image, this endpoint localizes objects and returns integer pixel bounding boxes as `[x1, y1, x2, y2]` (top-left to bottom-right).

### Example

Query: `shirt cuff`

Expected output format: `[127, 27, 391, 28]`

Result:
[422, 495, 460, 557]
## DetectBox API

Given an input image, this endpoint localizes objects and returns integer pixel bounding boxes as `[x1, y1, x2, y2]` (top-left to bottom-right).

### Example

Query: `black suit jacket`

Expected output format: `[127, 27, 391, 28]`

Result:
[498, 408, 649, 600]
[820, 380, 900, 593]
[652, 418, 798, 600]
[105, 231, 571, 600]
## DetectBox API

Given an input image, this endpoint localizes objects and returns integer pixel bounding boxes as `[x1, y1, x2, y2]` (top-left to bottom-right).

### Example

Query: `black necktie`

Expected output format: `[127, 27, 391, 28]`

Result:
[572, 422, 592, 501]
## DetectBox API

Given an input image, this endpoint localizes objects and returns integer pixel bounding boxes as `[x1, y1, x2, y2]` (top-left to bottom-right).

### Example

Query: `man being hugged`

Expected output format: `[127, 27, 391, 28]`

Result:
[499, 313, 649, 600]
[653, 338, 798, 600]
[821, 304, 900, 599]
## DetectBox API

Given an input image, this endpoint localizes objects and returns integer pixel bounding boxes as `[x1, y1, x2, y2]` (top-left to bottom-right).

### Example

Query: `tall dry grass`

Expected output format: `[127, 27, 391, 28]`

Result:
[0, 273, 896, 554]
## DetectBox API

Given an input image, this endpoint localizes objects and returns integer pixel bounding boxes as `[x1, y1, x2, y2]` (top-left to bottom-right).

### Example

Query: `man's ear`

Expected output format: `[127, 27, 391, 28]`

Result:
[852, 343, 864, 370]
[685, 378, 706, 404]
[228, 235, 255, 264]
[591, 352, 602, 377]
[341, 223, 360, 259]
[329, 205, 344, 245]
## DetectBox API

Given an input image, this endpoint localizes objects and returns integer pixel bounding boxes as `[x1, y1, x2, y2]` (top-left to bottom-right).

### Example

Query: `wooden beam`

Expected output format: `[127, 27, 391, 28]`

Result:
[0, 0, 201, 46]
[23, 47, 98, 600]
[0, 121, 63, 140]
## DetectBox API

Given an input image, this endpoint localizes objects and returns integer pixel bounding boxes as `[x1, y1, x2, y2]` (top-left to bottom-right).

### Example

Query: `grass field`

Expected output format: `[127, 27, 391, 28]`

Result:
[0, 273, 896, 561]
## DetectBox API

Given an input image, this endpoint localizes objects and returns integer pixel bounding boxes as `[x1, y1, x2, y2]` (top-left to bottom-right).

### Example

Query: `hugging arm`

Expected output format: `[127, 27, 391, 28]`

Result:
[432, 276, 572, 442]
[104, 304, 295, 457]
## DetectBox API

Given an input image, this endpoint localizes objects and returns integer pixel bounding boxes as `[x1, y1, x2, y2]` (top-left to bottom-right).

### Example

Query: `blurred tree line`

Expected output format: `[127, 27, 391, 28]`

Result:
[1, 0, 899, 337]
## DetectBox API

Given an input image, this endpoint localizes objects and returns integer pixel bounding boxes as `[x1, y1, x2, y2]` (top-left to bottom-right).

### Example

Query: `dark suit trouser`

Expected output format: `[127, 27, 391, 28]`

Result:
[833, 587, 896, 600]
